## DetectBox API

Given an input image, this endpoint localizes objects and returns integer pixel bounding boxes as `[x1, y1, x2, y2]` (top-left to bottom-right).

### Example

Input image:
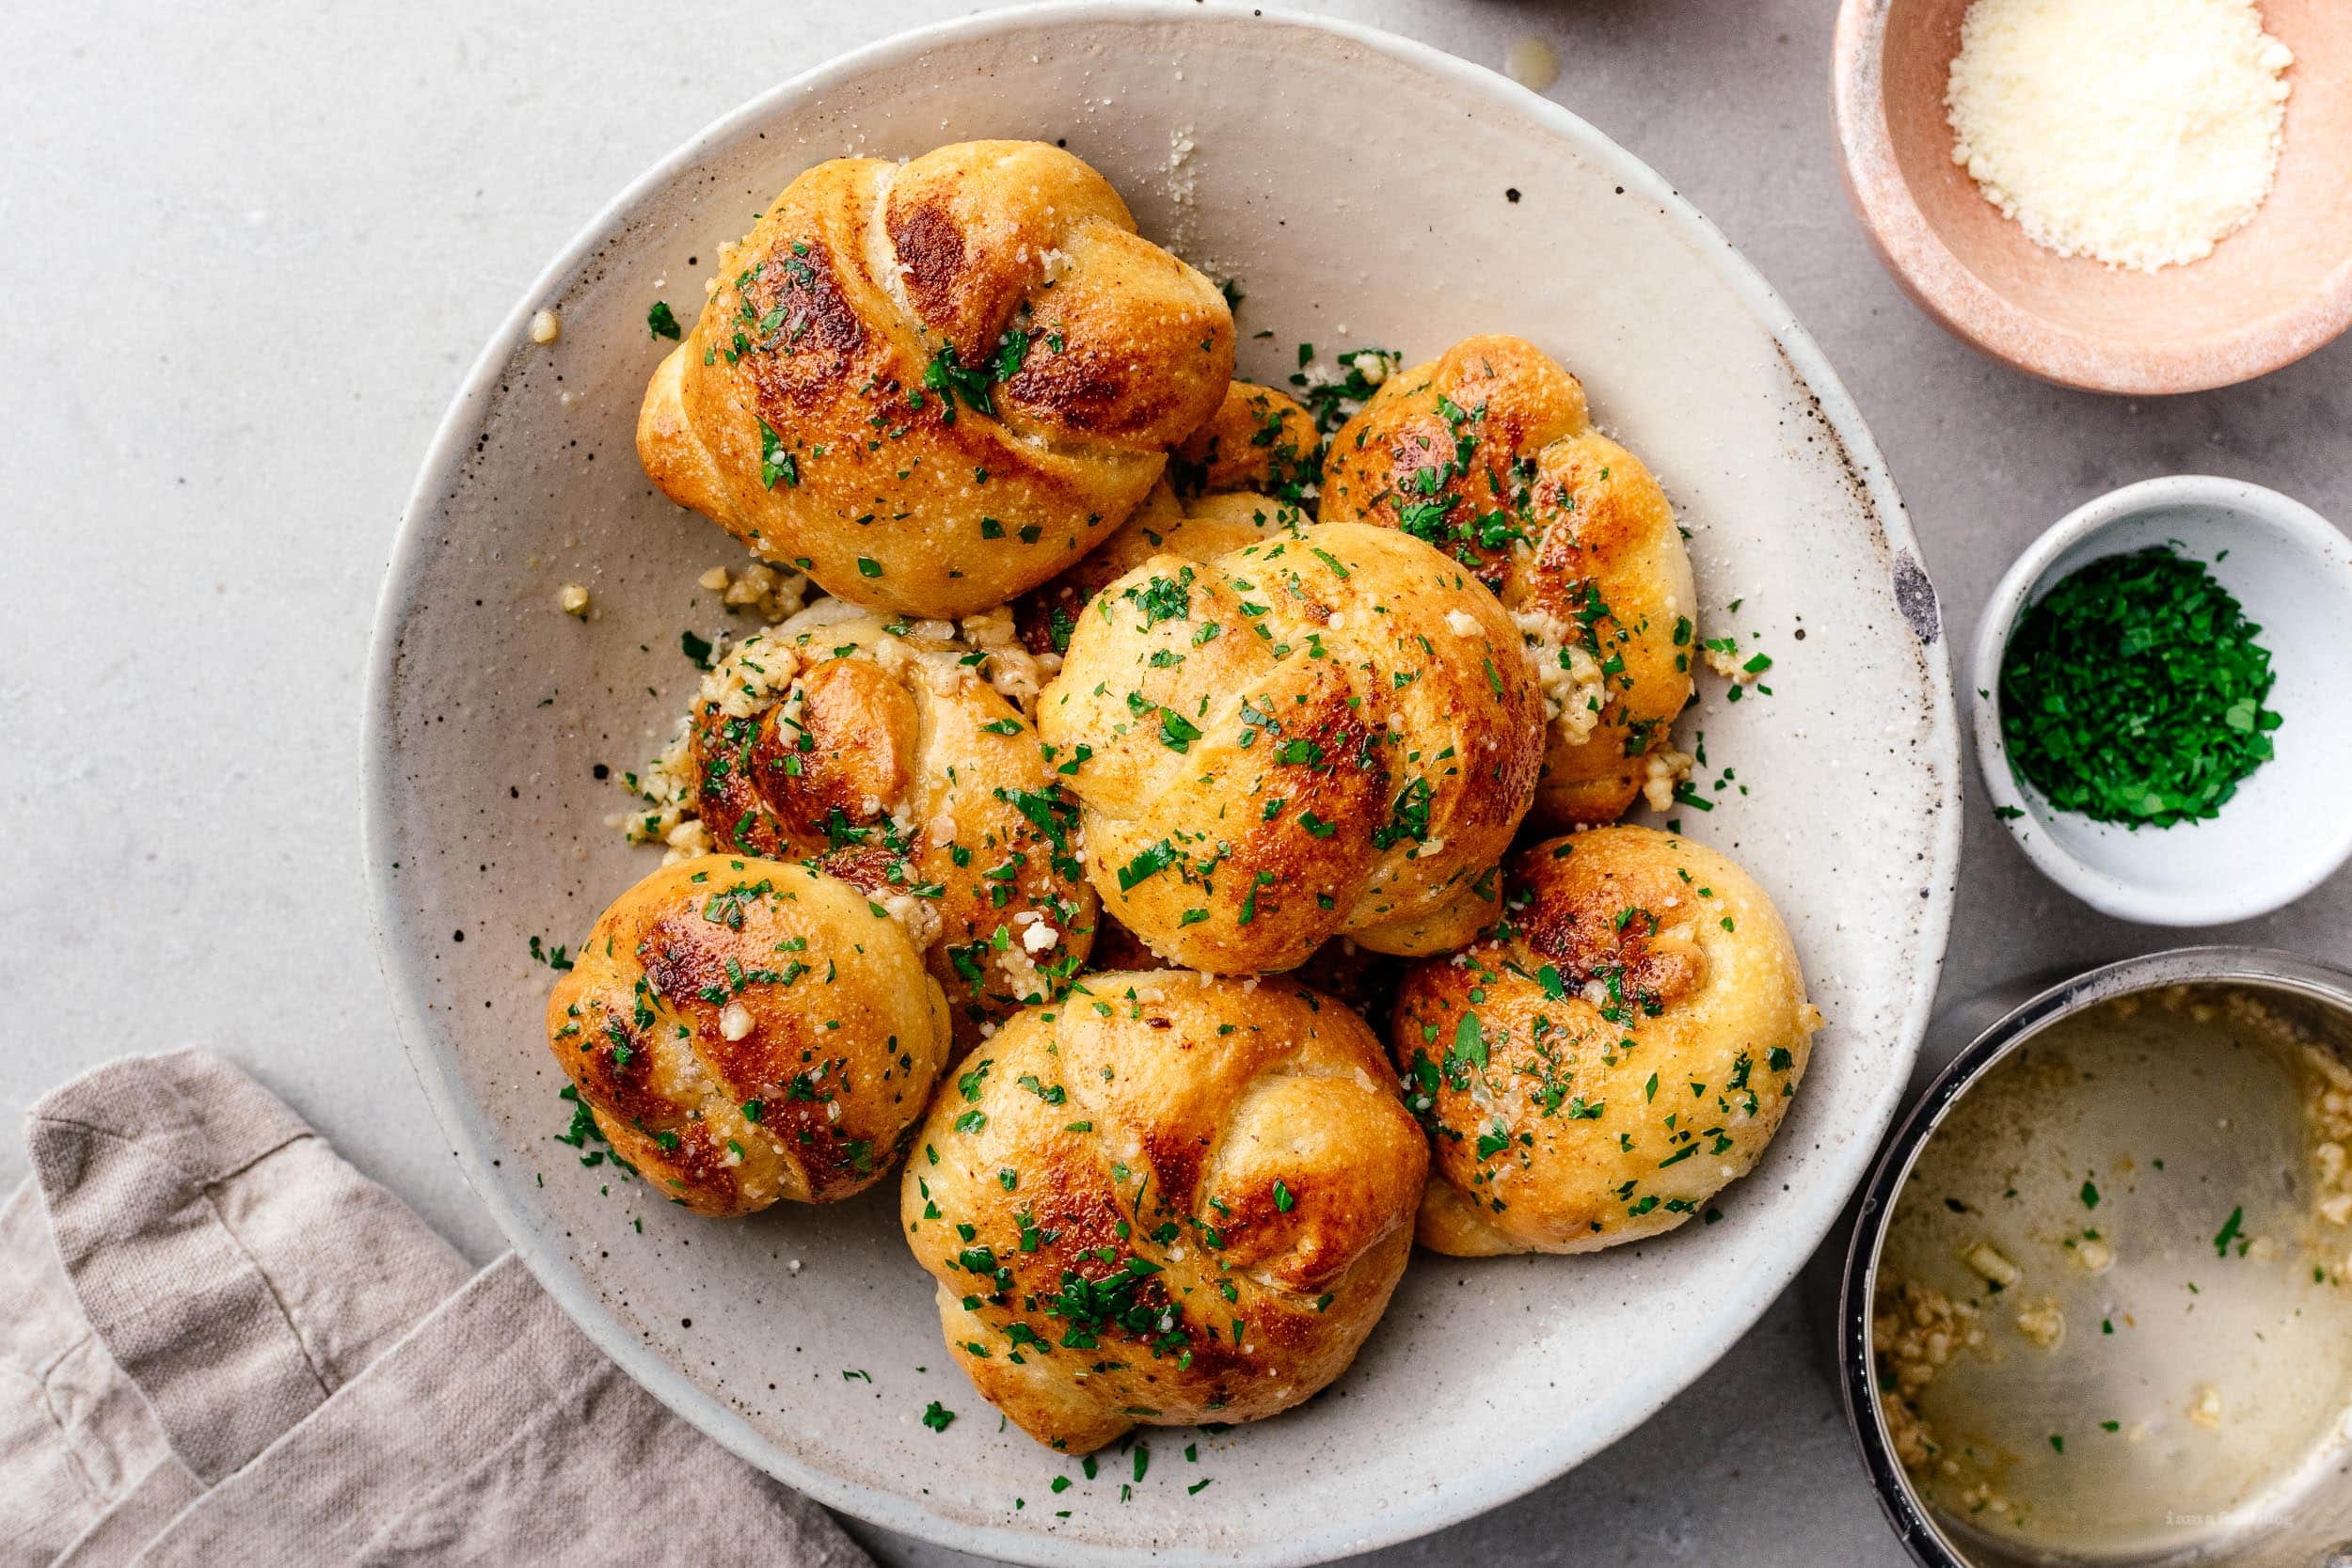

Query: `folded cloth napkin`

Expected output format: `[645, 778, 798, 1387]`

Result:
[0, 1051, 872, 1568]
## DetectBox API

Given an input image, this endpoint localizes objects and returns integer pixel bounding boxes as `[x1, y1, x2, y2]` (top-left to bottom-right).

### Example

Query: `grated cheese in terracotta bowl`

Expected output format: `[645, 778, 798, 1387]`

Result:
[1946, 0, 2294, 273]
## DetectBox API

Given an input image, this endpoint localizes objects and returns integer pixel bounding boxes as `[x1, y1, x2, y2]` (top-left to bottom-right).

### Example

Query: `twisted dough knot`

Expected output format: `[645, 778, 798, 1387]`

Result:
[637, 139, 1235, 619]
[681, 602, 1096, 1044]
[900, 971, 1427, 1452]
[1391, 826, 1820, 1256]
[1320, 335, 1696, 826]
[547, 858, 953, 1215]
[1039, 520, 1546, 974]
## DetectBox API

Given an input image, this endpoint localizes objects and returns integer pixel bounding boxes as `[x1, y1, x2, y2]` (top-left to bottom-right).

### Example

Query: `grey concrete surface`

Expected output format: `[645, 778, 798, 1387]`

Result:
[3, 2, 2345, 1564]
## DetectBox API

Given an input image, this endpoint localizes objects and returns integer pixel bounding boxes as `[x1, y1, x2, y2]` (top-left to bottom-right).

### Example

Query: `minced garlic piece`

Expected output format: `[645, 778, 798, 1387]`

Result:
[692, 560, 808, 623]
[1964, 1241, 2023, 1289]
[698, 630, 803, 721]
[2013, 1296, 2065, 1348]
[881, 892, 943, 954]
[2302, 1032, 2352, 1230]
[529, 309, 562, 344]
[1641, 748, 1694, 813]
[1959, 1482, 2011, 1517]
[661, 817, 711, 864]
[1872, 1279, 1987, 1472]
[1513, 609, 1606, 744]
[959, 605, 1053, 707]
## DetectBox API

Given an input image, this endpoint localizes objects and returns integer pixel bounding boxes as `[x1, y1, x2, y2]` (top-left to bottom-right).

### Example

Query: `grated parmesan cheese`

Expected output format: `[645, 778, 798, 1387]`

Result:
[1514, 608, 1605, 742]
[1946, 0, 2293, 272]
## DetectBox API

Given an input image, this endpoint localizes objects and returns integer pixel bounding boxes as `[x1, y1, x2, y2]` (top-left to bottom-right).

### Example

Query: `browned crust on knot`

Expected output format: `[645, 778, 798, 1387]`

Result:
[544, 859, 952, 1215]
[677, 620, 1098, 1045]
[1040, 522, 1544, 974]
[1509, 841, 1706, 1012]
[634, 140, 1234, 619]
[758, 658, 917, 826]
[1390, 826, 1816, 1257]
[1315, 335, 1696, 828]
[885, 198, 969, 329]
[898, 972, 1426, 1450]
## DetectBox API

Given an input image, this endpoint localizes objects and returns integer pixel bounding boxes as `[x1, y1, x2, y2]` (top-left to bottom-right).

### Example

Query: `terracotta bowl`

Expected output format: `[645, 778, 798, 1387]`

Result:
[1833, 0, 2352, 394]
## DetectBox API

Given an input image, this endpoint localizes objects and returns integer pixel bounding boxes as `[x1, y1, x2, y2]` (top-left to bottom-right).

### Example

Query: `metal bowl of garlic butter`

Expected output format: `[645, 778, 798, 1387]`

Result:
[1841, 948, 2352, 1568]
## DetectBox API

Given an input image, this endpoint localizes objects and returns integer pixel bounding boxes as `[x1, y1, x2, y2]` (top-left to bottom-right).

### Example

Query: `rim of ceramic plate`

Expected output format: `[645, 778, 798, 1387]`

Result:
[362, 6, 1964, 1563]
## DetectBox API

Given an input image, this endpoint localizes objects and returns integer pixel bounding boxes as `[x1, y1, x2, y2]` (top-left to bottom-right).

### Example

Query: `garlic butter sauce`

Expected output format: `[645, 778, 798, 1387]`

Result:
[1874, 986, 2352, 1560]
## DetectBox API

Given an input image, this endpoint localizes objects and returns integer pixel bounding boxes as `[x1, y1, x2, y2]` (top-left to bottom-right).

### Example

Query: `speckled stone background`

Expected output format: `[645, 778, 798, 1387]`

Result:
[3, 3, 2346, 1564]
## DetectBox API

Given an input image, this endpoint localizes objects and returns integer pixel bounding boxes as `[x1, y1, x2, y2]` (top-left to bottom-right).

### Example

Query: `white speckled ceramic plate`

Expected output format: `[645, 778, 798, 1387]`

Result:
[363, 7, 1961, 1563]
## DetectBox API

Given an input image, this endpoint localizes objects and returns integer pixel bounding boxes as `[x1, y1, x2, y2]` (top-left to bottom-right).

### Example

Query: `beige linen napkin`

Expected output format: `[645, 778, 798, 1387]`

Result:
[0, 1051, 871, 1568]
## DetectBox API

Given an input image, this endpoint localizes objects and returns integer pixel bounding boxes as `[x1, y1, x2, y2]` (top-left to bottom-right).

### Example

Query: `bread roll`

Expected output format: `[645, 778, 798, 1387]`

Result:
[637, 140, 1233, 619]
[1039, 521, 1545, 974]
[901, 972, 1425, 1451]
[548, 858, 953, 1214]
[675, 601, 1095, 1043]
[1391, 826, 1820, 1255]
[1320, 335, 1695, 826]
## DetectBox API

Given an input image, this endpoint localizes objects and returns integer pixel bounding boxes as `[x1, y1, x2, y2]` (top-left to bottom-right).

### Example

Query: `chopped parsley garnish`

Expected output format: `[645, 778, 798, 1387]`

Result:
[1371, 776, 1433, 850]
[1117, 839, 1179, 892]
[1998, 545, 2280, 827]
[1294, 346, 1399, 434]
[1124, 567, 1195, 627]
[993, 327, 1032, 385]
[757, 420, 797, 489]
[923, 344, 994, 422]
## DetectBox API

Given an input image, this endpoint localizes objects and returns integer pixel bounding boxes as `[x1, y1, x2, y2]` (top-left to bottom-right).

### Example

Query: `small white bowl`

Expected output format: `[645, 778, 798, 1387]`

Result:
[1971, 476, 2352, 926]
